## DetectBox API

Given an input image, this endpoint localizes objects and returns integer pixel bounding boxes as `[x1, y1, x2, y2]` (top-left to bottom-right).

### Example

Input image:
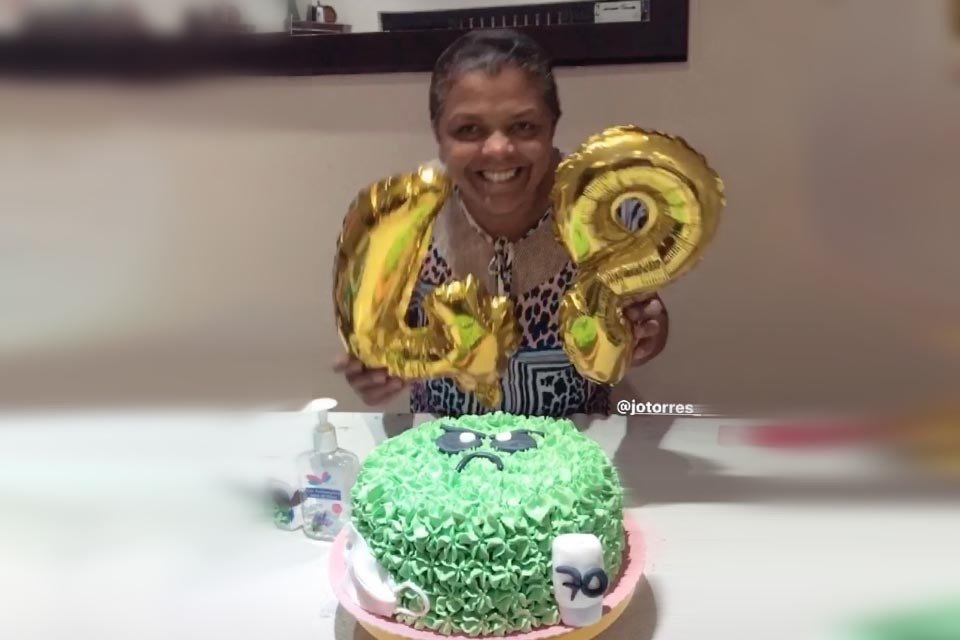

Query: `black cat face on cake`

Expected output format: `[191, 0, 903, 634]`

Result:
[436, 424, 544, 471]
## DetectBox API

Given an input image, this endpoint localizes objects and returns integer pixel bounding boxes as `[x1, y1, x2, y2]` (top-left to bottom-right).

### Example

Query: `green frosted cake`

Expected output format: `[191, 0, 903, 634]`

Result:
[348, 412, 625, 637]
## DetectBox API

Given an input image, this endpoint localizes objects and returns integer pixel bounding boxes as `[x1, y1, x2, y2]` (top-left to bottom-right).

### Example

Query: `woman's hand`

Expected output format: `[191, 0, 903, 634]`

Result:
[624, 294, 669, 366]
[333, 354, 408, 406]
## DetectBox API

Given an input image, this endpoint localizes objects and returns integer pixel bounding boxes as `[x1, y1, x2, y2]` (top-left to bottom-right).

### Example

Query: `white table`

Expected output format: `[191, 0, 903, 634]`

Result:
[1, 410, 958, 640]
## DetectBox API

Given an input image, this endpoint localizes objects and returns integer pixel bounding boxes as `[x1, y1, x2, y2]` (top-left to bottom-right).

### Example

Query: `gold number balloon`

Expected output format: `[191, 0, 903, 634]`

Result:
[552, 125, 726, 385]
[333, 165, 519, 407]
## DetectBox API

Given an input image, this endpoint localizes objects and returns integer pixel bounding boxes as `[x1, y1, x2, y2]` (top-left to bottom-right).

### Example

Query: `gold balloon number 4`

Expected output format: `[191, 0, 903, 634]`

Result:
[333, 166, 518, 407]
[552, 126, 726, 385]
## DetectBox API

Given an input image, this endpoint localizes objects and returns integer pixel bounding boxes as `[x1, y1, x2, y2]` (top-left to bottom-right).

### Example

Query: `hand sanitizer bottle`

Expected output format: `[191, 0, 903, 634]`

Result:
[297, 398, 359, 541]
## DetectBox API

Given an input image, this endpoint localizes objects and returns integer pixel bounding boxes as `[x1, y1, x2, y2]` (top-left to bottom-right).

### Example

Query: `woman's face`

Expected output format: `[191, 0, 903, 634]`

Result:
[434, 65, 556, 220]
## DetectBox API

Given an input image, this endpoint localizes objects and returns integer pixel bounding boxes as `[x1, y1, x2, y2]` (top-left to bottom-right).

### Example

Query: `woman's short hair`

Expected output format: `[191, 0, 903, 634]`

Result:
[429, 29, 562, 127]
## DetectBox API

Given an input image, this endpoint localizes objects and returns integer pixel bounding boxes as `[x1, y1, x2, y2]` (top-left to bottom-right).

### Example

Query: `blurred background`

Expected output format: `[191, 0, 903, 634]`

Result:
[0, 0, 958, 414]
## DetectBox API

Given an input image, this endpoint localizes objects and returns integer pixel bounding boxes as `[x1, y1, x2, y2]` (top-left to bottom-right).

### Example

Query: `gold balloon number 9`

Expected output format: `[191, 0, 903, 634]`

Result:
[552, 126, 726, 385]
[333, 166, 518, 407]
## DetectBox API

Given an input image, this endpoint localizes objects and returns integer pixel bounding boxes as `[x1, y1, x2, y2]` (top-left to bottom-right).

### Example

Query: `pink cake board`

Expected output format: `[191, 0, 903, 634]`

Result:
[328, 514, 645, 640]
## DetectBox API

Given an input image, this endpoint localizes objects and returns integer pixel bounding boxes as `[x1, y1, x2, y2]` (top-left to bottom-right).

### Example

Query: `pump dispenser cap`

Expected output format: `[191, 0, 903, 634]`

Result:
[302, 398, 339, 453]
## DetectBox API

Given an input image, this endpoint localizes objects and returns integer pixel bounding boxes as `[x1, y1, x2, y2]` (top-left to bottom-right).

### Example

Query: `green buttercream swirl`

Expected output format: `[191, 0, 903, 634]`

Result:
[351, 413, 625, 637]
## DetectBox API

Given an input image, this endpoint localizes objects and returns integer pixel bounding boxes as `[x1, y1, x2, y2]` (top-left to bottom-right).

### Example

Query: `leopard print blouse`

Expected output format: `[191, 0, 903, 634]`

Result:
[405, 163, 650, 417]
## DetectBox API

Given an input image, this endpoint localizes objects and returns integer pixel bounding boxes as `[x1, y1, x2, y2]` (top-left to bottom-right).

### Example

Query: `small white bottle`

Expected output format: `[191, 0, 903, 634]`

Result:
[297, 399, 359, 541]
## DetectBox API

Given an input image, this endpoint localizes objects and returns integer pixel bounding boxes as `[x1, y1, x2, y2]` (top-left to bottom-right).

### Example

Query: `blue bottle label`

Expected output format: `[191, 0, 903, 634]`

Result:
[302, 469, 347, 537]
[304, 487, 342, 501]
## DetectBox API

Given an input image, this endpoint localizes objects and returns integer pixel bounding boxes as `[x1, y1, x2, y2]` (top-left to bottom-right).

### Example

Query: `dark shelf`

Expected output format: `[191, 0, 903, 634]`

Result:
[0, 0, 687, 80]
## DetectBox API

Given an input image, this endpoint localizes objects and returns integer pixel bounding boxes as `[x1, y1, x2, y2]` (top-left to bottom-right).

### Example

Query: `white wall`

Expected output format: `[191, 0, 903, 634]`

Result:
[1, 0, 958, 412]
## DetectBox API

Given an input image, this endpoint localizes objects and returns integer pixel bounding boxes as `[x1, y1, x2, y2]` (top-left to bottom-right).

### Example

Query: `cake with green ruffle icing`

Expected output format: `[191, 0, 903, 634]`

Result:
[349, 412, 625, 637]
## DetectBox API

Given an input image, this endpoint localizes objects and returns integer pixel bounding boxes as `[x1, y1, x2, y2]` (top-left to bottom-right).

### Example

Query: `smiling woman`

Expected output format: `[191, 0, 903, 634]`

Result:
[430, 30, 560, 240]
[334, 28, 670, 417]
